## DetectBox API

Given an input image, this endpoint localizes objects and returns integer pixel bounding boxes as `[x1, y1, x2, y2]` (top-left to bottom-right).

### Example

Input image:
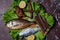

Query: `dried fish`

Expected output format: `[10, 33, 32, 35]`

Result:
[6, 19, 33, 29]
[19, 27, 41, 37]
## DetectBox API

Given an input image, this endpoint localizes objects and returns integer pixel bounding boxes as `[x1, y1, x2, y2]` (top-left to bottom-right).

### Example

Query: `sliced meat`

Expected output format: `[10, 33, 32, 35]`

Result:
[35, 13, 48, 33]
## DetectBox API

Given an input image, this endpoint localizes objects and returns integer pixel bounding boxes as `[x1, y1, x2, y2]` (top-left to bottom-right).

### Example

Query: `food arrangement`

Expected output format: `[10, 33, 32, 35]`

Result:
[2, 0, 55, 40]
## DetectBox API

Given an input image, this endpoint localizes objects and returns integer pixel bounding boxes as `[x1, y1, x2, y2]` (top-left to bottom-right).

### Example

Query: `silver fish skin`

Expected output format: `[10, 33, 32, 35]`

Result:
[19, 27, 41, 37]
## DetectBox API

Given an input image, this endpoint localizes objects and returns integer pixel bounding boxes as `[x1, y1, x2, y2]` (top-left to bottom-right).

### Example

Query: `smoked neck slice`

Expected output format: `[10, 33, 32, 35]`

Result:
[15, 6, 25, 18]
[35, 13, 48, 33]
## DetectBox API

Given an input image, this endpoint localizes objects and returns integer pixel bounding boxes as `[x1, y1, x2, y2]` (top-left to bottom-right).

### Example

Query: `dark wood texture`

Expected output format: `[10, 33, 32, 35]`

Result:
[0, 0, 60, 40]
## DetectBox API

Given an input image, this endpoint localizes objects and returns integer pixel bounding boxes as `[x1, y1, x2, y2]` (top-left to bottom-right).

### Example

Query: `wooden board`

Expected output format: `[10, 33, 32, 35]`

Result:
[0, 0, 60, 40]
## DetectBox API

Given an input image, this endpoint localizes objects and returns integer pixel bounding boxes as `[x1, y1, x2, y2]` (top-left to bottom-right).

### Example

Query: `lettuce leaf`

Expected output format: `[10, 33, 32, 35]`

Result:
[31, 2, 35, 10]
[35, 2, 40, 10]
[10, 30, 22, 40]
[3, 9, 18, 23]
[45, 15, 54, 27]
[24, 12, 31, 17]
[35, 31, 45, 40]
[11, 0, 21, 8]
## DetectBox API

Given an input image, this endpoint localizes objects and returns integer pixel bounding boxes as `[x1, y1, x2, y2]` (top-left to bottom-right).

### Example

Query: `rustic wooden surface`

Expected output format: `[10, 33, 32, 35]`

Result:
[0, 0, 60, 40]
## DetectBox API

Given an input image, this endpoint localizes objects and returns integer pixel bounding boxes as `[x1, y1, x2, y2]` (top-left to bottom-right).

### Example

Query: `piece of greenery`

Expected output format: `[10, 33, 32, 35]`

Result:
[45, 14, 54, 27]
[3, 9, 18, 23]
[25, 5, 30, 10]
[35, 31, 45, 40]
[11, 0, 21, 8]
[35, 2, 40, 10]
[33, 12, 36, 19]
[10, 30, 22, 40]
[24, 12, 31, 17]
[31, 2, 35, 10]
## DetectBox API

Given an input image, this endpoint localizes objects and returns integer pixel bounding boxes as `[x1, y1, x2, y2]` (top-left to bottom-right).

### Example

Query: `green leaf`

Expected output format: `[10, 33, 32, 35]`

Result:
[35, 2, 40, 10]
[35, 31, 45, 40]
[25, 6, 29, 10]
[3, 9, 18, 23]
[11, 0, 21, 8]
[33, 12, 36, 18]
[44, 13, 49, 19]
[31, 2, 35, 10]
[46, 15, 54, 27]
[24, 12, 31, 17]
[10, 30, 22, 40]
[39, 9, 45, 17]
[24, 0, 28, 3]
